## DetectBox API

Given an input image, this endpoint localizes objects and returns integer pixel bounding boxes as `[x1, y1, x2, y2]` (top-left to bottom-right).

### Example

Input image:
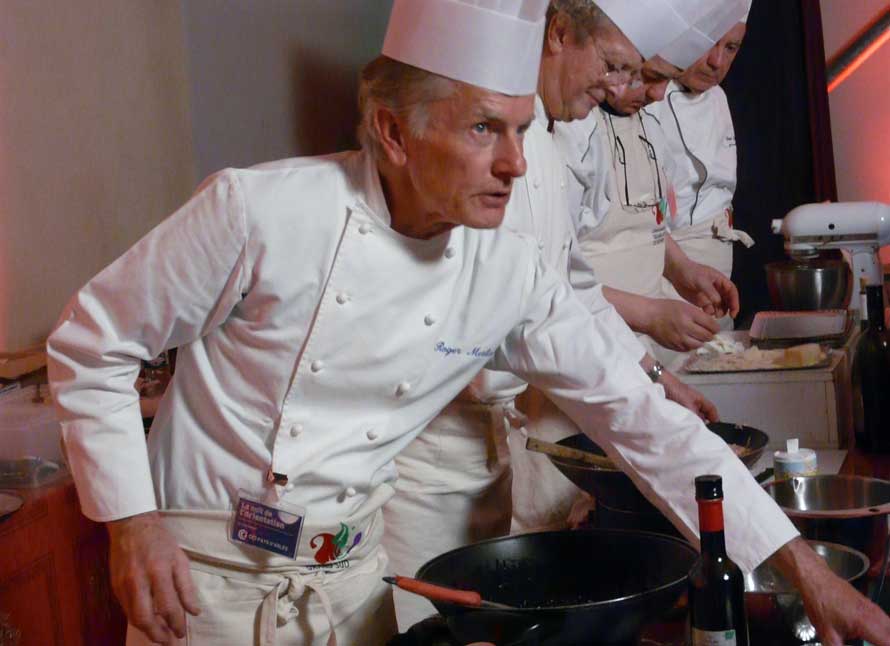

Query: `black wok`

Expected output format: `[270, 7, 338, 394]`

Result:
[415, 529, 698, 645]
[550, 422, 769, 516]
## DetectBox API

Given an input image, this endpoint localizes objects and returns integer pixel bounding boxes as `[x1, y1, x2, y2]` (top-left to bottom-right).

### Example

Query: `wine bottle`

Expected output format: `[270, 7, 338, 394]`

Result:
[688, 475, 748, 646]
[851, 285, 890, 452]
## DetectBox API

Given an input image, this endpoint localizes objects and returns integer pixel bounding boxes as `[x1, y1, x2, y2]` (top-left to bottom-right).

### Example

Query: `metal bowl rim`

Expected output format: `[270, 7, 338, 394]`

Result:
[746, 540, 870, 597]
[763, 474, 890, 518]
[416, 528, 697, 612]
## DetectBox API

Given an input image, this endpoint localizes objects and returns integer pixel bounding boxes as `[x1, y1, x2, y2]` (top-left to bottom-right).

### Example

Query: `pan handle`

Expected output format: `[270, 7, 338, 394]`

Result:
[385, 576, 483, 607]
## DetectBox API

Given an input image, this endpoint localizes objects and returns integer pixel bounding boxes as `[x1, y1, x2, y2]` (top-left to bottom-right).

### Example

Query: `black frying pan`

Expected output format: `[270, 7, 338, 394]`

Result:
[549, 422, 769, 515]
[415, 529, 698, 645]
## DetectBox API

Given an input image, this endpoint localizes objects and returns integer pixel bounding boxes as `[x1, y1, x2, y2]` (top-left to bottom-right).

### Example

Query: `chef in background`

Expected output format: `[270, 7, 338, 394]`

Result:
[552, 2, 747, 368]
[384, 0, 722, 628]
[652, 3, 754, 329]
[46, 1, 890, 645]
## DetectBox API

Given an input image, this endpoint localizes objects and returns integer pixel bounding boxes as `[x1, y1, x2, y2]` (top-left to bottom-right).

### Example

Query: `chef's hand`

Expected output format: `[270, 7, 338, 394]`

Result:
[668, 261, 740, 320]
[107, 510, 201, 643]
[769, 536, 890, 646]
[659, 369, 719, 422]
[645, 299, 720, 351]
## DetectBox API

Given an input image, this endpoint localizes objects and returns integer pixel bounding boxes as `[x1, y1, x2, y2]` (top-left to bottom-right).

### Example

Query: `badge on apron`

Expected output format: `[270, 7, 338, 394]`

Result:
[230, 490, 306, 559]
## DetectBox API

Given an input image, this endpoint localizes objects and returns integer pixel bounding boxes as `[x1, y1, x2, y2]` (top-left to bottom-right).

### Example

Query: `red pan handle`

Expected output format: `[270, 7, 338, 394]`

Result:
[390, 575, 483, 607]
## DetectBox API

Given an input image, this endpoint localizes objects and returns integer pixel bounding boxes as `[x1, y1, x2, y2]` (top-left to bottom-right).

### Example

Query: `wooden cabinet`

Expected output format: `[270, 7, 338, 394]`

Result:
[0, 476, 126, 645]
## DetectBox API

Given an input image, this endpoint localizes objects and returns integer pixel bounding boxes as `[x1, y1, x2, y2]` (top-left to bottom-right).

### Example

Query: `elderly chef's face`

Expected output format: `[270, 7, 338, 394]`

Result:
[607, 56, 682, 115]
[396, 83, 534, 234]
[546, 15, 643, 122]
[679, 23, 746, 93]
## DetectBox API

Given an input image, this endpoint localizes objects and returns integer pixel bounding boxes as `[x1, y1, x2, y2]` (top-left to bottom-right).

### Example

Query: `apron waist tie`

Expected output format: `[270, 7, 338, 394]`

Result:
[711, 212, 754, 248]
[261, 572, 337, 646]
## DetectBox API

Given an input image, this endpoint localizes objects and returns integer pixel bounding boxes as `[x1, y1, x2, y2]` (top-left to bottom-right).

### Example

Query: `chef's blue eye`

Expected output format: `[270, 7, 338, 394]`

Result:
[472, 122, 489, 134]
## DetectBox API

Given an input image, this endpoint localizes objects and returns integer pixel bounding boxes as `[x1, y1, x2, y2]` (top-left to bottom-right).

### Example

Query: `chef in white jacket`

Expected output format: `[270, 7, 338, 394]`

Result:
[383, 0, 722, 628]
[554, 1, 748, 363]
[46, 1, 890, 645]
[652, 5, 753, 325]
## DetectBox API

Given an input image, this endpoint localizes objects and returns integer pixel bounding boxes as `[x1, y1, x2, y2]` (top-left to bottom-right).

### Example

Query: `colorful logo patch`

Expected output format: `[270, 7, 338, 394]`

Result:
[310, 523, 363, 564]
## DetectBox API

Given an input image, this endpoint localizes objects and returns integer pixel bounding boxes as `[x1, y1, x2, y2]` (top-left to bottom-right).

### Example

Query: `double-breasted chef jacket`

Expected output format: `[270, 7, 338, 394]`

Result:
[648, 81, 752, 285]
[47, 147, 797, 576]
[650, 81, 736, 232]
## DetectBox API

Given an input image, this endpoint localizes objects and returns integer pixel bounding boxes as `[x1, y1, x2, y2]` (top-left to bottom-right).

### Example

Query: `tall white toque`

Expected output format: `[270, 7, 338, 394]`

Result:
[659, 0, 749, 68]
[742, 0, 752, 24]
[596, 0, 690, 60]
[382, 0, 550, 96]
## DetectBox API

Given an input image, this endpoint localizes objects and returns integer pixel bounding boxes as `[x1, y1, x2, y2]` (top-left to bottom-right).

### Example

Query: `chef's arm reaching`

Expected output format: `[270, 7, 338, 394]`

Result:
[602, 286, 720, 351]
[496, 257, 890, 643]
[663, 234, 739, 319]
[768, 536, 890, 646]
[568, 236, 719, 351]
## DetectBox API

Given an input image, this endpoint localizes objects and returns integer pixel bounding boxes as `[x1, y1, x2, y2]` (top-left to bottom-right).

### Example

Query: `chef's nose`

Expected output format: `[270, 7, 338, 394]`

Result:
[647, 80, 669, 104]
[707, 45, 725, 70]
[493, 134, 527, 179]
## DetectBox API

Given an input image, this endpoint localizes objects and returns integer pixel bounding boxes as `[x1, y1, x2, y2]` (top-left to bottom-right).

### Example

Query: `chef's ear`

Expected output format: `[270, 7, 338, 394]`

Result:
[372, 107, 408, 167]
[544, 10, 571, 55]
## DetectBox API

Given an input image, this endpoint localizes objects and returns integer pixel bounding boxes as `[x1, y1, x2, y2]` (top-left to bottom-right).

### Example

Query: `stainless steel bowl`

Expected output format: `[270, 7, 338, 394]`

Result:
[745, 541, 869, 643]
[763, 475, 890, 577]
[765, 256, 852, 311]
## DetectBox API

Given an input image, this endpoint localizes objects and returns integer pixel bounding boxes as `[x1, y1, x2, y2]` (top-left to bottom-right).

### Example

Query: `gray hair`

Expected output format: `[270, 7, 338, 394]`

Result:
[546, 0, 616, 43]
[357, 56, 458, 159]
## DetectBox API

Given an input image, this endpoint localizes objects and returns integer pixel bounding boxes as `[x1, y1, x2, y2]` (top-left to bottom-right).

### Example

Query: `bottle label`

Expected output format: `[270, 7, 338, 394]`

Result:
[692, 628, 736, 645]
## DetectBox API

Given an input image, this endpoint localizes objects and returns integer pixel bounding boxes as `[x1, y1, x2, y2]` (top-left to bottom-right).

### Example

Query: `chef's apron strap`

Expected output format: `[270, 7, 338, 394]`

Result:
[260, 573, 338, 646]
[485, 402, 520, 472]
[711, 211, 754, 248]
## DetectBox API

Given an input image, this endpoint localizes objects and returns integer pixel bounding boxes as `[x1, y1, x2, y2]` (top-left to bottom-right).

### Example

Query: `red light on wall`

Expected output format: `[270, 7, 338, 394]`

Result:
[827, 7, 890, 93]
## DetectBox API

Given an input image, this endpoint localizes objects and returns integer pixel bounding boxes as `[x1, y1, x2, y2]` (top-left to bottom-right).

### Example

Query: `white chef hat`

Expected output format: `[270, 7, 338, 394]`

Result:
[658, 0, 749, 68]
[741, 0, 752, 23]
[596, 0, 690, 60]
[381, 0, 549, 96]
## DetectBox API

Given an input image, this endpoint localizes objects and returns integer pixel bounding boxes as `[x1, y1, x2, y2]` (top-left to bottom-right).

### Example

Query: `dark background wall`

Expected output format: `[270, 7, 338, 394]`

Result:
[724, 0, 835, 325]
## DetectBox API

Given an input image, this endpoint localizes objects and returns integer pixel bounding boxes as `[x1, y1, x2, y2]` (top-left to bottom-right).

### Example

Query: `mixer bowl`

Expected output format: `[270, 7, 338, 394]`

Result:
[765, 256, 852, 311]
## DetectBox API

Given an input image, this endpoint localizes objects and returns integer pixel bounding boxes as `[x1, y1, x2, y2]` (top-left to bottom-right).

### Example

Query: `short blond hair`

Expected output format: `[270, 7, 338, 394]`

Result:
[357, 56, 457, 159]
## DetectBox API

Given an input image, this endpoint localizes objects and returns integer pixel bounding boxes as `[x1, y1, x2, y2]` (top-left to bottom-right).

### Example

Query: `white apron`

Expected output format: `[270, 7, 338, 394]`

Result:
[577, 110, 670, 360]
[382, 400, 513, 628]
[126, 508, 397, 646]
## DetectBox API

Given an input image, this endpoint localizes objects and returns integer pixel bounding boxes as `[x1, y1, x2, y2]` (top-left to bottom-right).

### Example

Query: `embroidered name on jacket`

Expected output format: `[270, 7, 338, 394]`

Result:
[435, 341, 496, 358]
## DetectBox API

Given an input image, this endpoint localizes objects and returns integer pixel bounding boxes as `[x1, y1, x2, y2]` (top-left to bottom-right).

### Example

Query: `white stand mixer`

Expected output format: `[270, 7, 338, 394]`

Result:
[772, 202, 890, 318]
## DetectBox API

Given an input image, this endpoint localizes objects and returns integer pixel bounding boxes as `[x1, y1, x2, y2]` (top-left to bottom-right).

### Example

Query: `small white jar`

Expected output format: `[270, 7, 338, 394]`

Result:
[773, 438, 818, 482]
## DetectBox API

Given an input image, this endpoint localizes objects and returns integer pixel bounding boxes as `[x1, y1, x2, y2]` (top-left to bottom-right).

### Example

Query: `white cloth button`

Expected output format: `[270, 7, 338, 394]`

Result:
[290, 424, 303, 437]
[424, 314, 436, 326]
[285, 483, 295, 492]
[532, 178, 541, 189]
[310, 360, 324, 373]
[345, 487, 357, 497]
[395, 381, 411, 397]
[444, 247, 455, 259]
[336, 293, 349, 305]
[537, 242, 544, 250]
[366, 429, 379, 441]
[359, 223, 371, 234]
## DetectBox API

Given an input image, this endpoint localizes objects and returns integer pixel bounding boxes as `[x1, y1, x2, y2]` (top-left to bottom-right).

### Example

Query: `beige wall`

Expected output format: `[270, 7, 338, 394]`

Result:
[0, 1, 195, 352]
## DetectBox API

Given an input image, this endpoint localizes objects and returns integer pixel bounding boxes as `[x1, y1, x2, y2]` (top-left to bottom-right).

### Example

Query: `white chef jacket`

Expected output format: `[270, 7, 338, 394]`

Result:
[647, 81, 736, 231]
[47, 147, 797, 573]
